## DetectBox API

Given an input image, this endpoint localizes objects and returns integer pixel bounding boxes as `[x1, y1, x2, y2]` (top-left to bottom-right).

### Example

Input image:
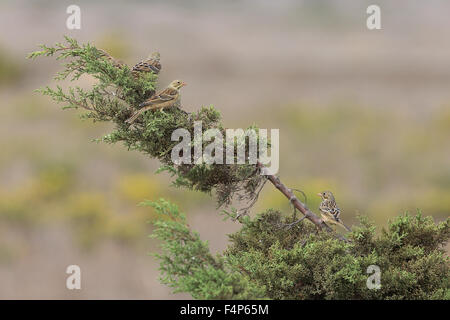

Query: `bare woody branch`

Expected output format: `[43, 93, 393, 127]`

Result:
[256, 161, 349, 242]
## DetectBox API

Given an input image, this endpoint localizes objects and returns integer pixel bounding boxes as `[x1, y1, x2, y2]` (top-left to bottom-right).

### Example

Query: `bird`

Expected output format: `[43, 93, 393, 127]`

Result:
[97, 49, 125, 68]
[126, 79, 186, 124]
[131, 52, 161, 77]
[317, 191, 351, 231]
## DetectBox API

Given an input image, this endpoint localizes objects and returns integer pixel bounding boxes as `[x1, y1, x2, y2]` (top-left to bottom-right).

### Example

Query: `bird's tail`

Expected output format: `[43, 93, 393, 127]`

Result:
[139, 101, 152, 108]
[323, 214, 352, 232]
[338, 220, 352, 232]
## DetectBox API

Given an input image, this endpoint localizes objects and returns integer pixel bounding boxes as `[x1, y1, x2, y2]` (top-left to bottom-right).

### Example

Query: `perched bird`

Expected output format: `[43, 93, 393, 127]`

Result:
[97, 49, 124, 68]
[126, 79, 187, 124]
[131, 52, 161, 77]
[317, 191, 351, 231]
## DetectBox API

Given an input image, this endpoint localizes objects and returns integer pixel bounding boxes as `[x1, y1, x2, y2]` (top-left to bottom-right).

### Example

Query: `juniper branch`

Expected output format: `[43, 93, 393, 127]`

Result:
[29, 36, 346, 241]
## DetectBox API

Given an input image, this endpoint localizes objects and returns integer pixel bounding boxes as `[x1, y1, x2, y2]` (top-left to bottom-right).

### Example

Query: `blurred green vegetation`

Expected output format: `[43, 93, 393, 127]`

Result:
[0, 45, 23, 86]
[0, 162, 209, 255]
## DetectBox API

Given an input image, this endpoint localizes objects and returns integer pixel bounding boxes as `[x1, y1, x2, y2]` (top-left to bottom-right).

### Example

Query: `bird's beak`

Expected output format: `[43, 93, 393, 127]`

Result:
[182, 82, 187, 87]
[317, 193, 322, 197]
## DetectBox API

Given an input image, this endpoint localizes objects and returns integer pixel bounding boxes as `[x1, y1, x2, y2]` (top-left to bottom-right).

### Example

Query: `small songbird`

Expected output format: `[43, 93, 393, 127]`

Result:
[97, 49, 125, 68]
[126, 79, 186, 124]
[317, 191, 351, 232]
[131, 52, 161, 77]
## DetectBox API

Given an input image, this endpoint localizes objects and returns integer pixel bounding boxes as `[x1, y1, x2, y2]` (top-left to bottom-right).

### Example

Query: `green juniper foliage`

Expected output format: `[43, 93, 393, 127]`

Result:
[146, 199, 265, 299]
[30, 37, 449, 299]
[28, 36, 265, 207]
[227, 211, 449, 299]
[148, 199, 449, 300]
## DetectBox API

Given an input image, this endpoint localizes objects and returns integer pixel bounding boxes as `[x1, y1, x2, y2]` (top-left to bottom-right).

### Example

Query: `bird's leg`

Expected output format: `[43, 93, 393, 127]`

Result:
[337, 219, 352, 232]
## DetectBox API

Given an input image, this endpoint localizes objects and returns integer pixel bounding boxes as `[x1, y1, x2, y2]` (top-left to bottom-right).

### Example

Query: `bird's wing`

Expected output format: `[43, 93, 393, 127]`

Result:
[139, 88, 177, 107]
[320, 201, 350, 231]
[330, 206, 341, 220]
[320, 211, 351, 231]
[132, 60, 161, 74]
[320, 204, 340, 220]
[151, 88, 177, 103]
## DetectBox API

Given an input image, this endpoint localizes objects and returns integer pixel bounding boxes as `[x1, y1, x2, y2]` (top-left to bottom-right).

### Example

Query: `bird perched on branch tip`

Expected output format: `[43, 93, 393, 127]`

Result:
[317, 191, 351, 232]
[131, 52, 161, 77]
[126, 79, 186, 124]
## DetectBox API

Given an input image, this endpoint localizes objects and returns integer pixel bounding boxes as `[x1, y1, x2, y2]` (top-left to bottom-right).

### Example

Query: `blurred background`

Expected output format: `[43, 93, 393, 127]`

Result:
[0, 0, 449, 298]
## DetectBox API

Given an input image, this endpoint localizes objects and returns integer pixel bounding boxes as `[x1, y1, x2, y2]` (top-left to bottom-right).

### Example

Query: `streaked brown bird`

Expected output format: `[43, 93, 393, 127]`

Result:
[317, 191, 351, 232]
[126, 79, 186, 124]
[131, 52, 161, 77]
